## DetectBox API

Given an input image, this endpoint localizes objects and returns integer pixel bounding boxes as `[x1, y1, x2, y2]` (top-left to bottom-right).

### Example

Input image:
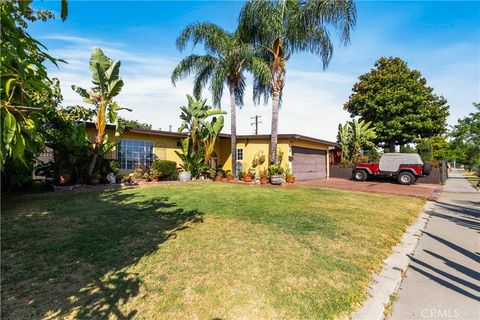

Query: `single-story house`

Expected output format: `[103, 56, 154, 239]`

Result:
[85, 124, 338, 181]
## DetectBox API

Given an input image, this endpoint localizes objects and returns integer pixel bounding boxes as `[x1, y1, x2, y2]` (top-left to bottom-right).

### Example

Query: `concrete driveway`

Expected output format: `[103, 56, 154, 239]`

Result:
[297, 178, 443, 200]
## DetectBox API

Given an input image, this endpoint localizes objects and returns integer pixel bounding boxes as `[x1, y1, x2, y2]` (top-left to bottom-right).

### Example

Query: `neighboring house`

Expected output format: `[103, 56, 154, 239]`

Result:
[81, 124, 337, 181]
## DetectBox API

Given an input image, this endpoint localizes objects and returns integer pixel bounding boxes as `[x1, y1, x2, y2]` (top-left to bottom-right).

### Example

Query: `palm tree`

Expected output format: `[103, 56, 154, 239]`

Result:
[239, 0, 357, 164]
[172, 22, 269, 177]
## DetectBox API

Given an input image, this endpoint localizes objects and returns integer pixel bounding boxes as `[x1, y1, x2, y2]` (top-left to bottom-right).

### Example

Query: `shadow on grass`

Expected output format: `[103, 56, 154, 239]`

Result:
[1, 191, 203, 319]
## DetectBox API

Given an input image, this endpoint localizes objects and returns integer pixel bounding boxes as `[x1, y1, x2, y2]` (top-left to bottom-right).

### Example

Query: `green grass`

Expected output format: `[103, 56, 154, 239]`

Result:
[1, 183, 424, 319]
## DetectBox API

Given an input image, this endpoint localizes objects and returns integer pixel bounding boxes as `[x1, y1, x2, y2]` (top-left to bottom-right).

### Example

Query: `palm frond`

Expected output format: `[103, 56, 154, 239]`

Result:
[176, 22, 232, 55]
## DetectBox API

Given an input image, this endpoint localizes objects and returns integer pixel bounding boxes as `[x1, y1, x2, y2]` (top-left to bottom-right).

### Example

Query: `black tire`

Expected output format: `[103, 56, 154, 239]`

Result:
[353, 170, 368, 181]
[397, 172, 415, 185]
[423, 163, 432, 176]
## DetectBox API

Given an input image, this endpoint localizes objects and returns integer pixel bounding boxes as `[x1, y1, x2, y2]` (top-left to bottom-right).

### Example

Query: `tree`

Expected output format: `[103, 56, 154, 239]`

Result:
[118, 118, 152, 130]
[448, 103, 480, 166]
[239, 0, 356, 164]
[172, 22, 268, 177]
[72, 48, 130, 177]
[344, 57, 450, 152]
[336, 119, 376, 164]
[175, 95, 225, 177]
[1, 0, 68, 170]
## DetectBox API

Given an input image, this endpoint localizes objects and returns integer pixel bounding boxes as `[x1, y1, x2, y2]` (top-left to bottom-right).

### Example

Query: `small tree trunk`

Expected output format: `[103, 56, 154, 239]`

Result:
[389, 139, 396, 153]
[229, 88, 237, 177]
[87, 145, 99, 177]
[270, 90, 280, 164]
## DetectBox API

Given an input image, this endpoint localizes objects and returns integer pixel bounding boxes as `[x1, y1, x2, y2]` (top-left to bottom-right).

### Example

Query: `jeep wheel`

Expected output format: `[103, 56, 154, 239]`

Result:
[353, 170, 368, 181]
[397, 172, 415, 185]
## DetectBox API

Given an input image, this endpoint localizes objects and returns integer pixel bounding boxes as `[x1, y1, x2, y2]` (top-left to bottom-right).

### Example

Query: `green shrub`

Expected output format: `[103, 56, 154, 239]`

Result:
[150, 160, 177, 180]
[416, 139, 433, 162]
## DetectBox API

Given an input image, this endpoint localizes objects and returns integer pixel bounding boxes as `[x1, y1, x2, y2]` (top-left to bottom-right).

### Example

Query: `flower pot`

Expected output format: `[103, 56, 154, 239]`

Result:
[214, 175, 223, 182]
[270, 175, 283, 185]
[260, 178, 268, 185]
[179, 171, 192, 182]
[226, 176, 234, 182]
[286, 176, 296, 183]
[244, 175, 253, 183]
[89, 176, 100, 185]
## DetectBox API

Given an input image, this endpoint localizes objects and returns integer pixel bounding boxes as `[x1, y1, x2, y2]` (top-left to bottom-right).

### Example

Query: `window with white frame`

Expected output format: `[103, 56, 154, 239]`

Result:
[236, 148, 244, 161]
[117, 139, 154, 170]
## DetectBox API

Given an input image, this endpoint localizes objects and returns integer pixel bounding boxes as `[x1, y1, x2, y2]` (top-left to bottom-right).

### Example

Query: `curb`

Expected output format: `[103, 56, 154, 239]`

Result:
[352, 201, 435, 320]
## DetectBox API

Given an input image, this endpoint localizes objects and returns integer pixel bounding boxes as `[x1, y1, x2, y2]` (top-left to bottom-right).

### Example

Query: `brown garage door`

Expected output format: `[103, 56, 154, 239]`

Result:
[292, 146, 326, 181]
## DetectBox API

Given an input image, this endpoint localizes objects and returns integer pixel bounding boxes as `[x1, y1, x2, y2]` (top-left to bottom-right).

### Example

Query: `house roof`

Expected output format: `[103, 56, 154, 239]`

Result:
[87, 123, 338, 147]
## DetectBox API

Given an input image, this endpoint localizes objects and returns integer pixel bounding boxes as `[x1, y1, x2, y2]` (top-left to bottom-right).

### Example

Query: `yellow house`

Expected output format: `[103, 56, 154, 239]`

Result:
[87, 124, 337, 181]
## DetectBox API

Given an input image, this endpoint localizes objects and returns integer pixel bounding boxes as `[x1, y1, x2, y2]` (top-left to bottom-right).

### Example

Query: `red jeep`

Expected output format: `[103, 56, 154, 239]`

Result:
[353, 153, 431, 185]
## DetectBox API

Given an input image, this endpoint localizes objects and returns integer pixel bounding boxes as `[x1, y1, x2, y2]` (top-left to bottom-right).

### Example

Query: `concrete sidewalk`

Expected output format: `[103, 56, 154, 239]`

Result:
[390, 169, 480, 319]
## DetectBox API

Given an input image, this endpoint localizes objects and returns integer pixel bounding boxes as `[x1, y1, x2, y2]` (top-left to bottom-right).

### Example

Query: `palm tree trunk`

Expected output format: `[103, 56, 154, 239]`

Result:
[87, 145, 99, 177]
[229, 88, 237, 177]
[270, 90, 280, 164]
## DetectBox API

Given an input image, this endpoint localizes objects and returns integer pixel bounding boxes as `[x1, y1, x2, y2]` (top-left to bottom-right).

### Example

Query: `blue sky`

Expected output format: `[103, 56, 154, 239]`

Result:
[30, 1, 480, 141]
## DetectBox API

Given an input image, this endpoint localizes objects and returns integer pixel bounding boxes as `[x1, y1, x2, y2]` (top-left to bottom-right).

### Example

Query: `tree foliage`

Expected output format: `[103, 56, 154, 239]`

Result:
[239, 0, 356, 163]
[0, 1, 66, 169]
[118, 118, 152, 130]
[337, 119, 376, 163]
[448, 102, 480, 166]
[344, 57, 450, 152]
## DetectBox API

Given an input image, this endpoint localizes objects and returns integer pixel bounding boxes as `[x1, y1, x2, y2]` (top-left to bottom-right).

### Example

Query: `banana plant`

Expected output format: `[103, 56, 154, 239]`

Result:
[178, 95, 225, 153]
[201, 115, 224, 163]
[72, 48, 131, 177]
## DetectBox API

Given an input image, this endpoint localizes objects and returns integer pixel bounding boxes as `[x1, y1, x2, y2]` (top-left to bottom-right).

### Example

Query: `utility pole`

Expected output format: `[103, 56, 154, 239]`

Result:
[250, 115, 262, 135]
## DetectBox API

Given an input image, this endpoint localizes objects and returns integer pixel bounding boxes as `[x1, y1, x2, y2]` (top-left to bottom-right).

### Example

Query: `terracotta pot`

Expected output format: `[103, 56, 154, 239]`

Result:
[286, 176, 296, 183]
[244, 175, 253, 182]
[89, 176, 100, 185]
[215, 175, 223, 182]
[226, 176, 234, 182]
[260, 178, 268, 185]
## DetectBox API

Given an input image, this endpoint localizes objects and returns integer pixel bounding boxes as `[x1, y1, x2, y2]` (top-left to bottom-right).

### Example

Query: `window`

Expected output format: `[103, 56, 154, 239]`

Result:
[236, 148, 244, 161]
[117, 139, 154, 170]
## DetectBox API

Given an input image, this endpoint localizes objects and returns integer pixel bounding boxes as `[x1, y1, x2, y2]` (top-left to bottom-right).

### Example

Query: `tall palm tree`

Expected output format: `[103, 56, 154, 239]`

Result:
[349, 118, 377, 157]
[239, 0, 357, 164]
[172, 22, 269, 177]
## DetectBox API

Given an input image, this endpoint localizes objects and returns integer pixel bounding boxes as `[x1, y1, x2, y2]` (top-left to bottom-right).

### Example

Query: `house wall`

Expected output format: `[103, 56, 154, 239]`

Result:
[85, 127, 333, 178]
[86, 128, 185, 172]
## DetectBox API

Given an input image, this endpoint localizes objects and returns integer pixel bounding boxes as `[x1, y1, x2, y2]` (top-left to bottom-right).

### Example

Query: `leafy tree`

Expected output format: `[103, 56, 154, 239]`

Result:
[1, 0, 68, 171]
[416, 139, 433, 162]
[118, 118, 152, 130]
[172, 22, 268, 177]
[448, 103, 480, 166]
[239, 0, 356, 164]
[344, 57, 450, 152]
[72, 48, 131, 177]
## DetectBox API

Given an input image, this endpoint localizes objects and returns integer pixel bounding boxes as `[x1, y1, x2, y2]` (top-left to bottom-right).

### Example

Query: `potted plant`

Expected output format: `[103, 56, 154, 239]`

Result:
[59, 171, 72, 185]
[214, 171, 224, 182]
[238, 170, 245, 181]
[268, 165, 284, 185]
[243, 171, 253, 182]
[226, 172, 234, 182]
[285, 167, 296, 183]
[260, 169, 269, 185]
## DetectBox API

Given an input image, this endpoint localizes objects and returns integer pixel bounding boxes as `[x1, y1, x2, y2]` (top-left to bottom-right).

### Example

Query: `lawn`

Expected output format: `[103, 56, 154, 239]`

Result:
[1, 183, 424, 319]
